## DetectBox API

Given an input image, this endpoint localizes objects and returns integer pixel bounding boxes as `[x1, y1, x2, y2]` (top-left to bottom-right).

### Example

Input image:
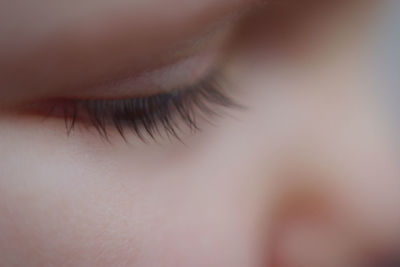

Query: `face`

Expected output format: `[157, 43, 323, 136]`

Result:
[0, 0, 399, 266]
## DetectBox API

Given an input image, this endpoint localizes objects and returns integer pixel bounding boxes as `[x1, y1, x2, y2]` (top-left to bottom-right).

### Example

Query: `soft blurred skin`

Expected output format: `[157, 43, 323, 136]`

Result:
[0, 1, 399, 266]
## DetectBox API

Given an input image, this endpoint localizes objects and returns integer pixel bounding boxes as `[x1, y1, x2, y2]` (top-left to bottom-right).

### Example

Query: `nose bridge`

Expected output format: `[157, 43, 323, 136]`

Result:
[219, 33, 400, 264]
[222, 103, 331, 266]
[375, 0, 400, 130]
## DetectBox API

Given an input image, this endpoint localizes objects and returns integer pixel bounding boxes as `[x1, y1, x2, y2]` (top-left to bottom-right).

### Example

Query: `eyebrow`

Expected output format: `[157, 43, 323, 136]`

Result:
[0, 0, 260, 101]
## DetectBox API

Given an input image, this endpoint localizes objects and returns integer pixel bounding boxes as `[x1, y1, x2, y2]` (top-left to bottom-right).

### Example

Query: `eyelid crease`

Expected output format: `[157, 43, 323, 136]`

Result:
[72, 48, 222, 100]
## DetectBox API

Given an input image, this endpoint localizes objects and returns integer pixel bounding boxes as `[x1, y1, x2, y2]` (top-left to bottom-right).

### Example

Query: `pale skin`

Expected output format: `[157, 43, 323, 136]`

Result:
[0, 1, 399, 266]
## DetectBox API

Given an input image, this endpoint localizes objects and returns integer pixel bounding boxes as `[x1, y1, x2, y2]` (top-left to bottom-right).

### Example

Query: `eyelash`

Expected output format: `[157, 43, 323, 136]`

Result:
[53, 74, 240, 141]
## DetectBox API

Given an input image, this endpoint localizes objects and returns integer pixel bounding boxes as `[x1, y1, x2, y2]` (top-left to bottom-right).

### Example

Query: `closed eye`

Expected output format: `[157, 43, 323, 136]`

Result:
[45, 72, 241, 142]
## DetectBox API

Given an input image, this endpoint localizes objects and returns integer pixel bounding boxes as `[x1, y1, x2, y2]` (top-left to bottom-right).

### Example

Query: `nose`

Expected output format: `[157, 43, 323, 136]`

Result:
[254, 136, 400, 266]
[247, 82, 400, 267]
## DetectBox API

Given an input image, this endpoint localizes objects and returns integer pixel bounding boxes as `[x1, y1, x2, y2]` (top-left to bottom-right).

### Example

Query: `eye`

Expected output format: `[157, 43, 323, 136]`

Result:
[42, 72, 240, 142]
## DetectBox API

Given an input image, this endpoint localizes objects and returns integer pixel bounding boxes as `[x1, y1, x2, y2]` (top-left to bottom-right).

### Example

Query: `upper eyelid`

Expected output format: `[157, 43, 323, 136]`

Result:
[8, 47, 231, 117]
[0, 0, 257, 103]
[66, 47, 224, 100]
[0, 35, 227, 111]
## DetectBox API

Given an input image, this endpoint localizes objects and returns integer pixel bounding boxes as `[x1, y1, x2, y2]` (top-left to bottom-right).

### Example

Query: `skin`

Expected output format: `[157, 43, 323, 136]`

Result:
[0, 0, 399, 266]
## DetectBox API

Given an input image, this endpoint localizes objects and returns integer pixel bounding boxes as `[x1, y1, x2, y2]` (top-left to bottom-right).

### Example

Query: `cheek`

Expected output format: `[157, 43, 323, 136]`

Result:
[0, 116, 263, 267]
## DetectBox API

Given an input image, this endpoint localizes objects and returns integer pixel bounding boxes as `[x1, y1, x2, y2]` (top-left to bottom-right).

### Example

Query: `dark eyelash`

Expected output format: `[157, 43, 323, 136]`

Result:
[61, 75, 240, 141]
